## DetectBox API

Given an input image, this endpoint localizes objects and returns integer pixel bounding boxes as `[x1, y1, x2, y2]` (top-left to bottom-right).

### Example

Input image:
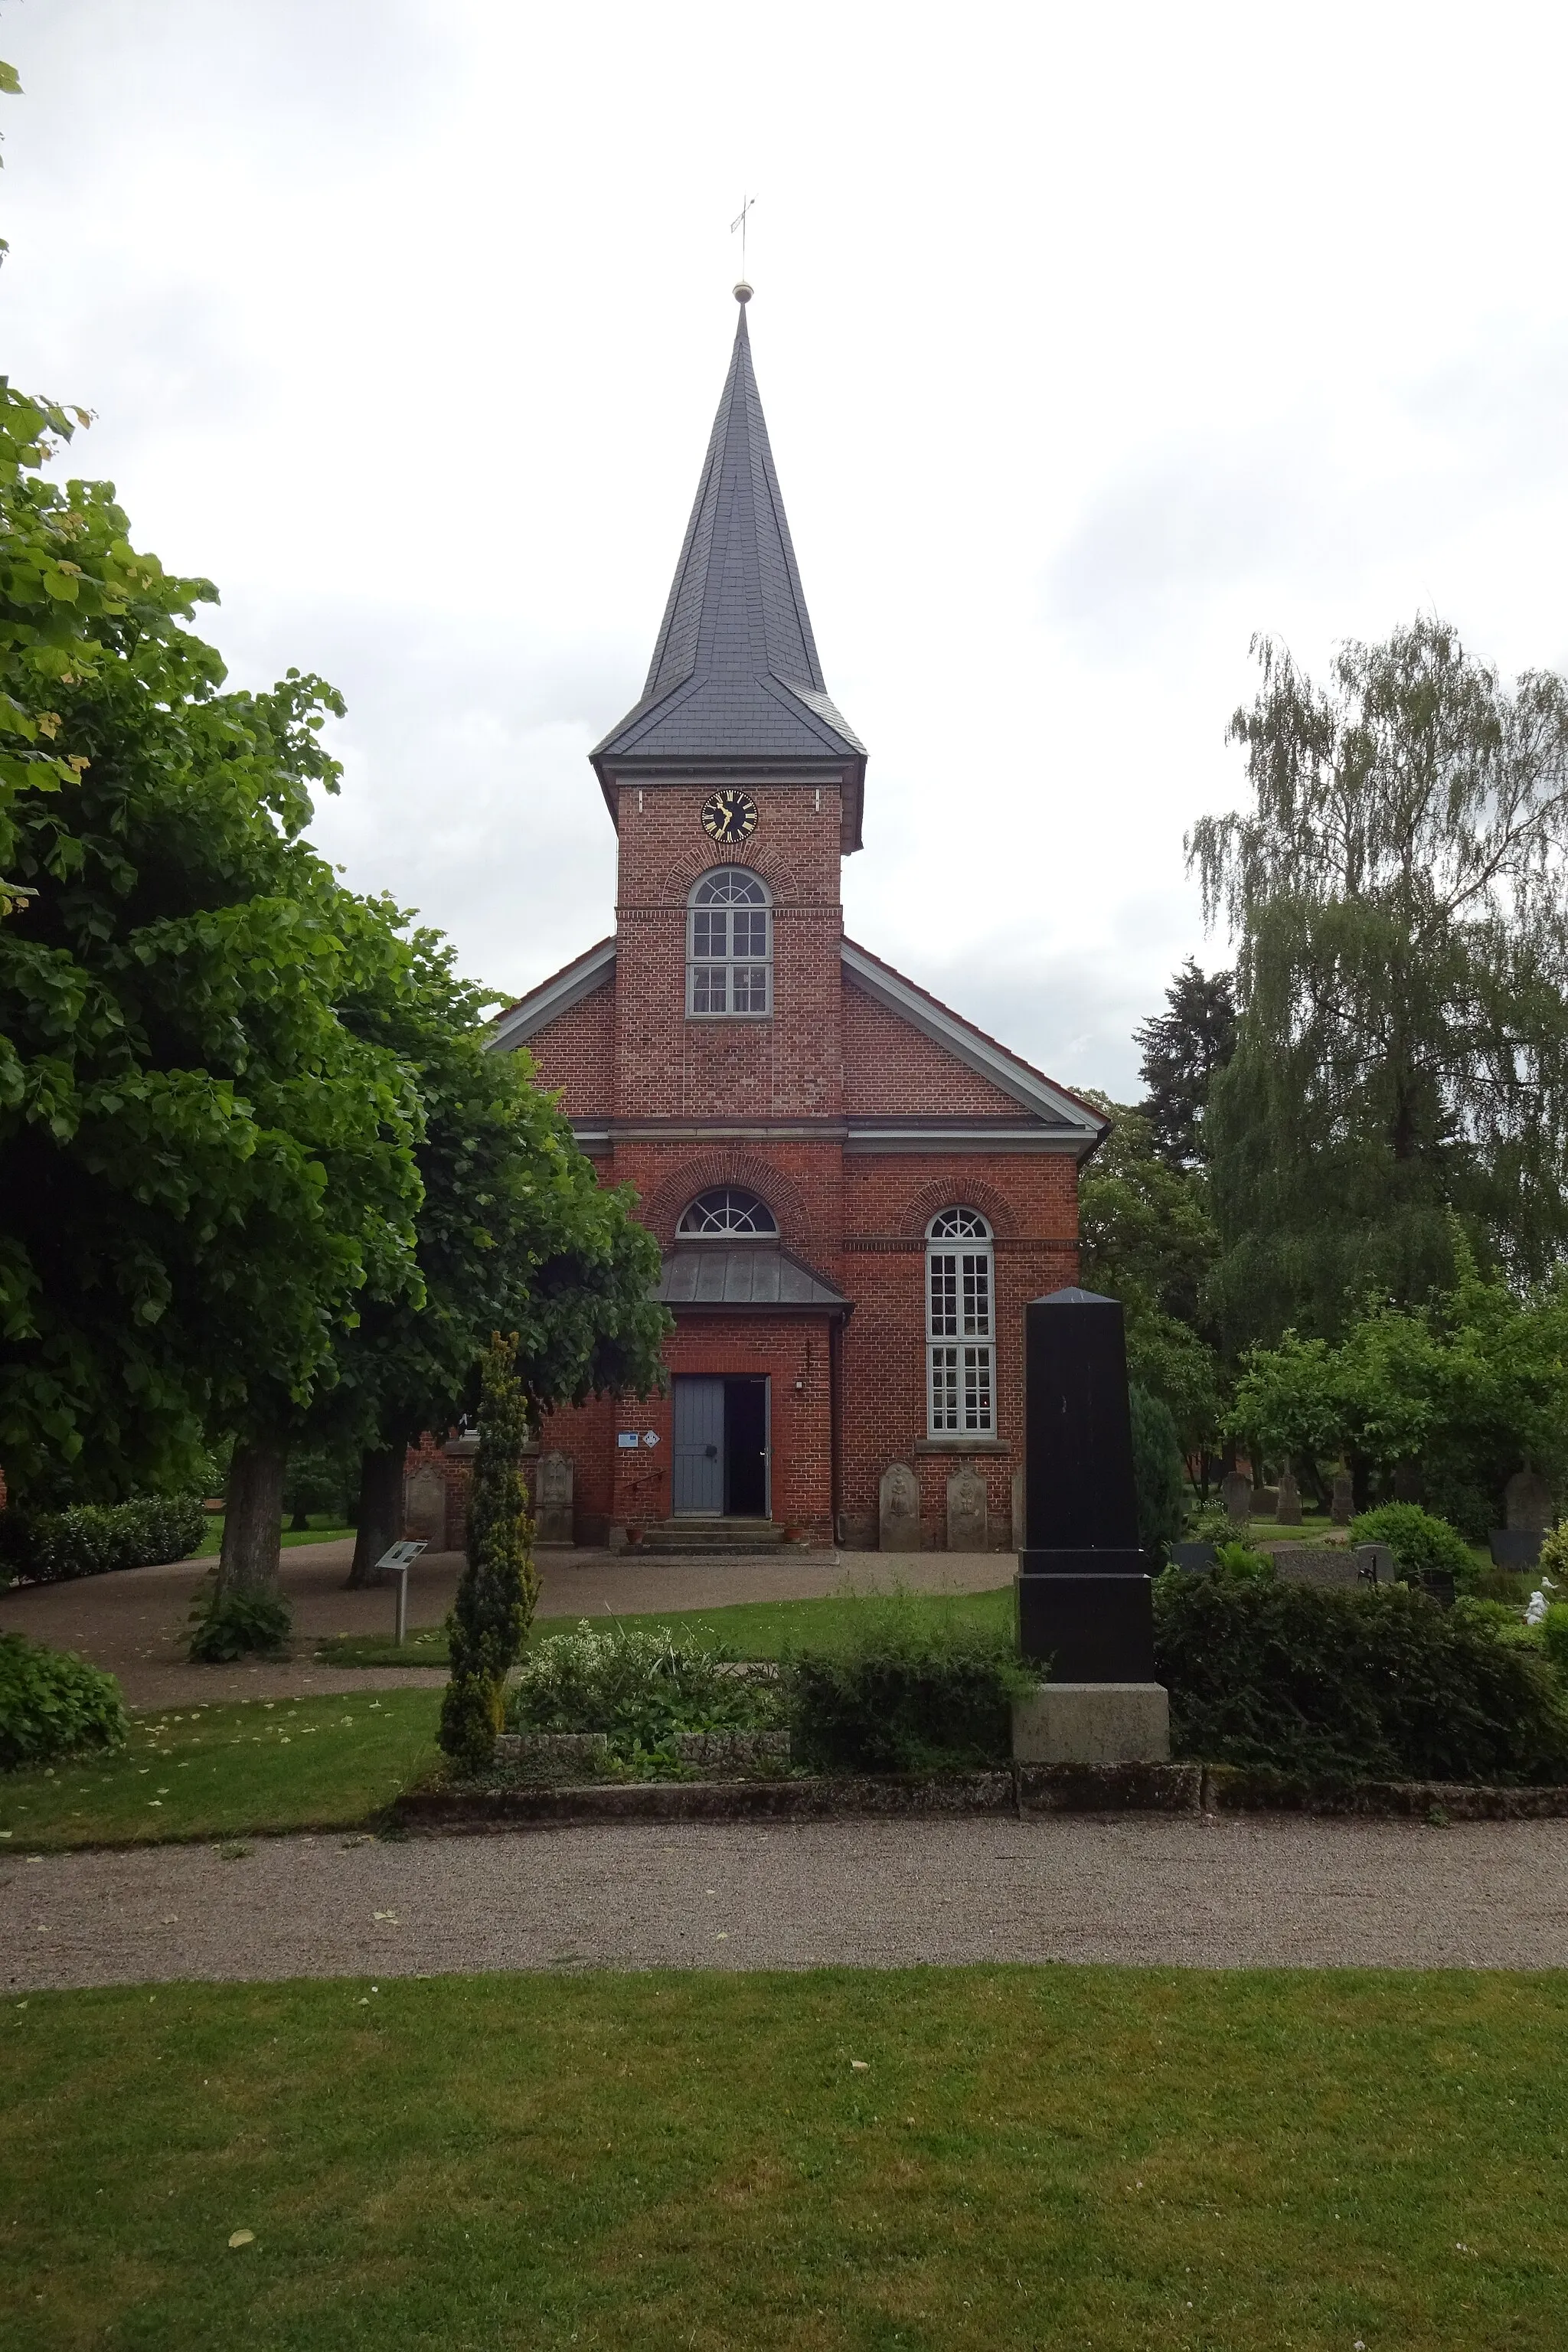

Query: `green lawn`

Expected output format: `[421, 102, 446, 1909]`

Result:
[5, 1967, 1567, 2350]
[0, 1690, 439, 1851]
[317, 1583, 1018, 1671]
[194, 1516, 357, 1560]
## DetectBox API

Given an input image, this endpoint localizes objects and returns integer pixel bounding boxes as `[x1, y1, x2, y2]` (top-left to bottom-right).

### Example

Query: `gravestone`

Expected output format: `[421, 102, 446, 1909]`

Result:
[1220, 1471, 1252, 1526]
[1011, 1467, 1025, 1552]
[1014, 1286, 1155, 1681]
[1505, 1468, 1553, 1531]
[1275, 1546, 1359, 1589]
[878, 1462, 920, 1551]
[1354, 1542, 1396, 1583]
[1489, 1527, 1544, 1570]
[946, 1467, 989, 1552]
[1275, 1468, 1302, 1525]
[535, 1449, 574, 1547]
[1170, 1541, 1218, 1571]
[1329, 1468, 1355, 1524]
[403, 1465, 447, 1547]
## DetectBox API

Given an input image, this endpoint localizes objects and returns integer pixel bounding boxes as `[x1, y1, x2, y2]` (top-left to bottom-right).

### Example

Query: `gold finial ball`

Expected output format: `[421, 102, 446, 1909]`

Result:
[733, 280, 753, 305]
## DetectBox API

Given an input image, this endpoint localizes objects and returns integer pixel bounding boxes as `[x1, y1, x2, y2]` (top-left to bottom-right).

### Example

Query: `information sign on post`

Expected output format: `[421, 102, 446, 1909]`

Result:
[374, 1540, 427, 1648]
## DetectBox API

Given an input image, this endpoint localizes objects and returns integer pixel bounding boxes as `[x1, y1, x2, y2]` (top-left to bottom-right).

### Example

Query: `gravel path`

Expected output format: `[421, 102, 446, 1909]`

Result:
[1, 1544, 1010, 1707]
[7, 1815, 1568, 1988]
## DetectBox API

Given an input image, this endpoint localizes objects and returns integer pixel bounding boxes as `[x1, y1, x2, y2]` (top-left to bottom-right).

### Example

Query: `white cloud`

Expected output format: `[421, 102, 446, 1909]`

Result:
[7, 0, 1568, 1095]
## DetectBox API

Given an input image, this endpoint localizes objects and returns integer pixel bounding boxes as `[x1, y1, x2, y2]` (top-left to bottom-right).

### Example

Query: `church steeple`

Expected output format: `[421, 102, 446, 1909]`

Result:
[592, 288, 867, 851]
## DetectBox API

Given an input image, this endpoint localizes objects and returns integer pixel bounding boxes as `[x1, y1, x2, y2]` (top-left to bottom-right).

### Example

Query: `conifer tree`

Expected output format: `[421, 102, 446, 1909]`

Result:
[439, 1333, 534, 1771]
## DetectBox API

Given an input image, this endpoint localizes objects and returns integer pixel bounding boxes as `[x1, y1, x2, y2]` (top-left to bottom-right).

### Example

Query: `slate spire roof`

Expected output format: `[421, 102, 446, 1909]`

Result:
[592, 293, 866, 841]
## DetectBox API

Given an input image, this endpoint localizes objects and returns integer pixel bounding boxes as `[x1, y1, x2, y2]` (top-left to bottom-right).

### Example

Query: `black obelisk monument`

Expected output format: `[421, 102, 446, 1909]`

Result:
[1014, 1286, 1156, 1678]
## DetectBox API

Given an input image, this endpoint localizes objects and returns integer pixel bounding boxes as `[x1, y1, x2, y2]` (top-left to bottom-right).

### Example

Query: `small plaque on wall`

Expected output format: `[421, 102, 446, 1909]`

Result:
[617, 1431, 641, 1450]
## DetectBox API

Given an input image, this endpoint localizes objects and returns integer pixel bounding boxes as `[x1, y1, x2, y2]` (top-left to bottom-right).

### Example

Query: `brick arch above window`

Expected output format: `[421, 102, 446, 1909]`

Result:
[900, 1175, 1020, 1241]
[646, 845, 805, 909]
[639, 1154, 814, 1252]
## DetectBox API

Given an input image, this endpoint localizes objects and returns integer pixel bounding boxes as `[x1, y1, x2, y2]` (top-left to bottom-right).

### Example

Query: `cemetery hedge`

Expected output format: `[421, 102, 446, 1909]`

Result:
[786, 1610, 1031, 1774]
[1155, 1570, 1568, 1783]
[0, 1494, 204, 1586]
[1348, 1502, 1475, 1583]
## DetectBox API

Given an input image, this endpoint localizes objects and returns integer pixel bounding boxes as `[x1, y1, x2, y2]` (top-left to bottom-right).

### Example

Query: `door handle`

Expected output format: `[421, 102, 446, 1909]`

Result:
[705, 1445, 718, 1459]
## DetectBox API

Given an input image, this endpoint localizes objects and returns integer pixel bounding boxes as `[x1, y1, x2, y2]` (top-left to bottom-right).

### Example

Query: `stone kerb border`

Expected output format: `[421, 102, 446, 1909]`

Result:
[394, 1763, 1568, 1833]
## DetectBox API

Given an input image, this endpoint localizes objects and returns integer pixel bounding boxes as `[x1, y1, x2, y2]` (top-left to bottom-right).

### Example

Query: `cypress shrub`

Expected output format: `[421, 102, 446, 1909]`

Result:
[440, 1334, 534, 1772]
[1155, 1571, 1568, 1784]
[1129, 1383, 1187, 1560]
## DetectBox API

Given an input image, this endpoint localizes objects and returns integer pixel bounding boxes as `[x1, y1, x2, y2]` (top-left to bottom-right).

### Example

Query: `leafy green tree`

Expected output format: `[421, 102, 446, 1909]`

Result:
[1190, 616, 1568, 1348]
[1078, 1094, 1224, 1466]
[440, 1333, 533, 1769]
[1134, 959, 1235, 1170]
[0, 387, 424, 1557]
[1229, 1243, 1568, 1532]
[291, 926, 669, 1587]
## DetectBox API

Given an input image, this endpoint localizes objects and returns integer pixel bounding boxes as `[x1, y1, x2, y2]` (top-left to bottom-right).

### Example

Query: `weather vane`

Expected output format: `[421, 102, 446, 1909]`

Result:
[730, 194, 755, 279]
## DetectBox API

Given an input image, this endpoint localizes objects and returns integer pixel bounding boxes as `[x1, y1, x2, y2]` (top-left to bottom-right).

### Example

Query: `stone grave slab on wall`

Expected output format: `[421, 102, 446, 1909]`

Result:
[403, 1465, 448, 1548]
[878, 1463, 920, 1551]
[535, 1450, 574, 1547]
[946, 1467, 989, 1552]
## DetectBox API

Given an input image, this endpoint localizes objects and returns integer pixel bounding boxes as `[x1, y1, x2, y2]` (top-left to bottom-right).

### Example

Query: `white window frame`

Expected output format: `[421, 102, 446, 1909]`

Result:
[687, 869, 773, 1018]
[926, 1207, 995, 1436]
[676, 1187, 779, 1239]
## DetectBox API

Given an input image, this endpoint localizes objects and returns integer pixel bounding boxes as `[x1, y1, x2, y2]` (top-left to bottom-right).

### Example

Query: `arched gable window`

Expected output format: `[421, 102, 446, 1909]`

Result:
[688, 869, 772, 1017]
[926, 1207, 994, 1435]
[677, 1187, 779, 1239]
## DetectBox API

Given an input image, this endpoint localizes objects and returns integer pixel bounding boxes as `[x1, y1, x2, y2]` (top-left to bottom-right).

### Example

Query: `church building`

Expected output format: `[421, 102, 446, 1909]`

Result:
[485, 289, 1106, 1550]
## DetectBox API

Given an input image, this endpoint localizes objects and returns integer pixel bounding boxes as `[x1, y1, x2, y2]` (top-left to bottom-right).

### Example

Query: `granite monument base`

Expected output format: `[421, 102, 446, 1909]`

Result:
[1011, 1681, 1171, 1765]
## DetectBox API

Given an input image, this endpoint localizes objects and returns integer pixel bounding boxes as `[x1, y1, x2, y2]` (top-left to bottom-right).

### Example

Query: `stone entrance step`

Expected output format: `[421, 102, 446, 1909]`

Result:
[632, 1518, 792, 1556]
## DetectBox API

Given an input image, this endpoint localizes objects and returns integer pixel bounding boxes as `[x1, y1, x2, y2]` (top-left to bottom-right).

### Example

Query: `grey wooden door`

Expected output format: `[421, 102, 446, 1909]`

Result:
[672, 1377, 725, 1516]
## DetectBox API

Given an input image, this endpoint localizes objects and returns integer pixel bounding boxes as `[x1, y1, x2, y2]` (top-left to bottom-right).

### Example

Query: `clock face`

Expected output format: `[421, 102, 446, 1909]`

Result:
[701, 788, 759, 846]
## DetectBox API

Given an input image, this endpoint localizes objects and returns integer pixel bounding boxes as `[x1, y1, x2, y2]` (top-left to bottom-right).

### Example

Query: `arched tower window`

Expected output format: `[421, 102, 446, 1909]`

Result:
[688, 869, 772, 1017]
[926, 1207, 995, 1435]
[677, 1187, 779, 1239]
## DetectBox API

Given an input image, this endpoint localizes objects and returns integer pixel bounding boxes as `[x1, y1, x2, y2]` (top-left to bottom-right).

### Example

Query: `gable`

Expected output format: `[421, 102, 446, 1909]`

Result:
[843, 978, 1025, 1116]
[840, 941, 1106, 1143]
[491, 939, 616, 1119]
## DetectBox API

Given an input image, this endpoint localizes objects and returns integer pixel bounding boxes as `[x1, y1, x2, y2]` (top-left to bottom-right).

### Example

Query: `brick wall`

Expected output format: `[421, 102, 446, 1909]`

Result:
[610, 781, 844, 1122]
[524, 974, 615, 1116]
[841, 978, 1024, 1116]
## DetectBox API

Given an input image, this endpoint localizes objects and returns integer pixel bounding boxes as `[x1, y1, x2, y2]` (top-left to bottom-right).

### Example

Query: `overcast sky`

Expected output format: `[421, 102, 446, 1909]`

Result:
[5, 0, 1567, 1096]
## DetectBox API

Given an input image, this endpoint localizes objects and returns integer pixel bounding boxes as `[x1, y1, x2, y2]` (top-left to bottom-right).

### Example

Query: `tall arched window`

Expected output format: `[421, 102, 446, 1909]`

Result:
[926, 1207, 994, 1435]
[677, 1187, 779, 1238]
[688, 869, 772, 1016]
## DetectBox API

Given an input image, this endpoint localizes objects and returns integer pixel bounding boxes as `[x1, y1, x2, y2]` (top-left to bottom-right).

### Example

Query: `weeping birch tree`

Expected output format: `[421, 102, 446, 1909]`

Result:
[1190, 616, 1568, 1347]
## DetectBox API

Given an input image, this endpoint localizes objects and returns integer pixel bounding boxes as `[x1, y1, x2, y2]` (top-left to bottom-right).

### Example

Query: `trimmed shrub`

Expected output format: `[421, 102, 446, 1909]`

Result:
[507, 1623, 773, 1759]
[0, 1633, 127, 1770]
[1348, 1503, 1475, 1583]
[1129, 1384, 1187, 1560]
[187, 1583, 292, 1662]
[0, 1494, 205, 1586]
[786, 1600, 1032, 1775]
[1155, 1570, 1568, 1784]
